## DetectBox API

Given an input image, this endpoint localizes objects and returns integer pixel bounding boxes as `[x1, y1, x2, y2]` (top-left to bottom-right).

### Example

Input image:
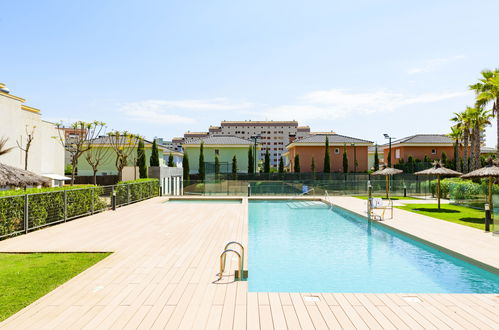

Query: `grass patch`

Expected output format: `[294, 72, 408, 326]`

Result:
[355, 196, 420, 200]
[395, 204, 489, 230]
[0, 252, 110, 321]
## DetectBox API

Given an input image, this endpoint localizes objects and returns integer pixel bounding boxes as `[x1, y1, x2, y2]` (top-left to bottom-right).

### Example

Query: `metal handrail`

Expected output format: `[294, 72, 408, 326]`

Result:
[219, 249, 243, 280]
[221, 241, 244, 274]
[289, 188, 315, 201]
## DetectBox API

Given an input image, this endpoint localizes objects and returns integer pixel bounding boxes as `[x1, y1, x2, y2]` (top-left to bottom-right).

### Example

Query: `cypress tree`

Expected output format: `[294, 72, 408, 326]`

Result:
[150, 140, 160, 166]
[342, 144, 349, 173]
[198, 142, 205, 180]
[214, 155, 220, 179]
[374, 145, 379, 171]
[182, 153, 190, 182]
[232, 155, 237, 179]
[441, 151, 448, 167]
[323, 136, 330, 173]
[294, 154, 301, 173]
[248, 146, 254, 174]
[278, 156, 284, 173]
[264, 149, 270, 173]
[137, 139, 147, 178]
[168, 152, 175, 167]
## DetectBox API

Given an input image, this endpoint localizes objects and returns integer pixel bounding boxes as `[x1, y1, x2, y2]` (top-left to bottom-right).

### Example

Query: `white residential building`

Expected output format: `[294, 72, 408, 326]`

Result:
[0, 83, 65, 178]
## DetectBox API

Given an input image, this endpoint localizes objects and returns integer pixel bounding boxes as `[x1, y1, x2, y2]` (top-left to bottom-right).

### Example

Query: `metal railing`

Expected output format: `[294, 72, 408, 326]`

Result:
[0, 180, 159, 240]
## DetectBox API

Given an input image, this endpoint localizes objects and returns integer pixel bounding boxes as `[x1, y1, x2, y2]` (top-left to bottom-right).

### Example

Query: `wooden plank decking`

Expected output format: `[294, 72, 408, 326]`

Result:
[0, 196, 498, 329]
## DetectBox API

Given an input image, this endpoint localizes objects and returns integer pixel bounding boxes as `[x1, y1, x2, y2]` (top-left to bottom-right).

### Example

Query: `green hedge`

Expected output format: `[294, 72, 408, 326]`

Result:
[0, 180, 158, 239]
[430, 178, 499, 200]
[115, 179, 159, 205]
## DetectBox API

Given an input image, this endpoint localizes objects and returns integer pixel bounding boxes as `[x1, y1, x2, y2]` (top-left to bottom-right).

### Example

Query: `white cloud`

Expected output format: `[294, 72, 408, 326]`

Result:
[263, 89, 467, 121]
[118, 98, 253, 124]
[408, 55, 466, 74]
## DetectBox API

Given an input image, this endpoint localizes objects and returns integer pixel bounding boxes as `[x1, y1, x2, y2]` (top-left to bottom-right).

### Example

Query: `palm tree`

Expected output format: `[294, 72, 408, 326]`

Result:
[447, 126, 462, 171]
[451, 108, 472, 173]
[0, 137, 13, 157]
[469, 106, 492, 170]
[470, 69, 499, 158]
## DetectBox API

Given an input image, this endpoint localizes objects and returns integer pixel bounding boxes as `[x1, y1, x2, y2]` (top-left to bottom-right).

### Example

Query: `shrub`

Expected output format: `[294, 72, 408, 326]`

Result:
[115, 179, 159, 205]
[429, 178, 499, 200]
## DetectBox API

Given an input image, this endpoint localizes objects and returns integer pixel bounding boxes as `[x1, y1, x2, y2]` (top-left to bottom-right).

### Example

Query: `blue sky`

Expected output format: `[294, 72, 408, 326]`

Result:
[2, 0, 498, 146]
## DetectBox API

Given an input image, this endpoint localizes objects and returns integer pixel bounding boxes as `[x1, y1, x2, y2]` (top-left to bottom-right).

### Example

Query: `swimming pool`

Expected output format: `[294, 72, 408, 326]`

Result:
[167, 199, 242, 204]
[248, 200, 499, 293]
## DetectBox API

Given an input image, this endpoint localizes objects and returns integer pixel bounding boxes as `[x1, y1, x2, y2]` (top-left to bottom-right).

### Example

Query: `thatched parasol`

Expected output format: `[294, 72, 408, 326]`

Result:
[415, 161, 462, 209]
[371, 166, 403, 199]
[0, 163, 50, 188]
[461, 158, 499, 231]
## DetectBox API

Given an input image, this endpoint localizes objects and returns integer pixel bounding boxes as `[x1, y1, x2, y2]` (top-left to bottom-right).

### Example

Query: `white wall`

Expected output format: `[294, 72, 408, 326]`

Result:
[0, 93, 65, 176]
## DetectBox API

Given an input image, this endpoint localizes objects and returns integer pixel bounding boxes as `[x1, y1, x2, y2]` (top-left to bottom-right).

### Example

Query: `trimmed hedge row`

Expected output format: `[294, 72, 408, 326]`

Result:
[0, 179, 159, 239]
[115, 179, 160, 205]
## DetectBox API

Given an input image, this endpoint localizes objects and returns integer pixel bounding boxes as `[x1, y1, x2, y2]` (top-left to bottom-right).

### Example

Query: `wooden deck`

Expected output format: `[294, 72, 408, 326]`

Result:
[0, 196, 498, 329]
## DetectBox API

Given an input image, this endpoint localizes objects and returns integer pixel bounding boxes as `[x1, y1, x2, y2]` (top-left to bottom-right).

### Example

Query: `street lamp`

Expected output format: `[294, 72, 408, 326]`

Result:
[250, 135, 260, 173]
[383, 134, 395, 167]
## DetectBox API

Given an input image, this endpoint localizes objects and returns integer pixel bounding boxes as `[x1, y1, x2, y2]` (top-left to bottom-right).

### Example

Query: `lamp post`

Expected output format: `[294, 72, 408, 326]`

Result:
[351, 143, 357, 173]
[250, 135, 260, 173]
[383, 134, 394, 167]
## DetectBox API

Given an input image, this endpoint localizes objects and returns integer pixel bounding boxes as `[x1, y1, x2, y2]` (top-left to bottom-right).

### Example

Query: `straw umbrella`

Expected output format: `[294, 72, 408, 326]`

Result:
[371, 165, 403, 199]
[415, 161, 462, 209]
[0, 163, 50, 188]
[461, 158, 499, 232]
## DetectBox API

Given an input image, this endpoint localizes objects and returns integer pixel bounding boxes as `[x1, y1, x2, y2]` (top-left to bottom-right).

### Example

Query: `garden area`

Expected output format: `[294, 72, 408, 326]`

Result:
[0, 252, 110, 321]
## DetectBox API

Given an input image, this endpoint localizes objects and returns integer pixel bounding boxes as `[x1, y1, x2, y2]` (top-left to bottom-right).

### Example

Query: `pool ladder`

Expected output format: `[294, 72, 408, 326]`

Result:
[218, 241, 247, 281]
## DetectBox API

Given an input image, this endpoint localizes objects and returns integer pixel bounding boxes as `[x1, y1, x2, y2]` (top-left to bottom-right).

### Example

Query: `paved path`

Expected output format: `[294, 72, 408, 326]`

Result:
[0, 196, 498, 329]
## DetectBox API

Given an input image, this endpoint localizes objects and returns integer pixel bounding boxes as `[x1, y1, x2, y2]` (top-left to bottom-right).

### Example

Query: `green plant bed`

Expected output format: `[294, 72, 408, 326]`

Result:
[395, 204, 490, 230]
[0, 252, 110, 321]
[355, 196, 420, 200]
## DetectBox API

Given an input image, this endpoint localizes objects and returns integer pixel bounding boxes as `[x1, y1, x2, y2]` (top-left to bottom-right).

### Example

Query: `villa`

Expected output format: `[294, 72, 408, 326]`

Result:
[77, 136, 183, 177]
[381, 134, 464, 164]
[182, 135, 260, 174]
[286, 134, 373, 172]
[0, 83, 65, 178]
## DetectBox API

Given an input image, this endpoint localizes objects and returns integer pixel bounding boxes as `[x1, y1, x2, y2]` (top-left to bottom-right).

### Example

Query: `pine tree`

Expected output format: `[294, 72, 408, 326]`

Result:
[311, 157, 316, 172]
[167, 153, 175, 167]
[214, 155, 220, 179]
[182, 153, 190, 181]
[294, 154, 301, 173]
[374, 145, 379, 171]
[232, 155, 237, 179]
[278, 156, 284, 173]
[150, 140, 160, 166]
[264, 148, 270, 173]
[248, 146, 254, 174]
[323, 136, 331, 173]
[342, 145, 349, 173]
[198, 142, 205, 180]
[137, 139, 147, 178]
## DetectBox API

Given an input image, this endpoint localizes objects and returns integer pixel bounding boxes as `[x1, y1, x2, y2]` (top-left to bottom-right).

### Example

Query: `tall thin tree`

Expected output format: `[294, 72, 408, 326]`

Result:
[373, 144, 380, 171]
[198, 142, 205, 180]
[150, 140, 160, 166]
[294, 154, 301, 173]
[136, 138, 147, 178]
[231, 155, 237, 179]
[264, 149, 270, 173]
[323, 136, 330, 173]
[182, 153, 190, 182]
[247, 146, 254, 174]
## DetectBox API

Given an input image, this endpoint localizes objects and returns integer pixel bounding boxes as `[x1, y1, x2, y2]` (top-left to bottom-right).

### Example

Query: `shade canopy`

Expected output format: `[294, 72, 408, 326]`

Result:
[414, 161, 462, 177]
[461, 159, 499, 179]
[0, 163, 50, 188]
[371, 166, 403, 176]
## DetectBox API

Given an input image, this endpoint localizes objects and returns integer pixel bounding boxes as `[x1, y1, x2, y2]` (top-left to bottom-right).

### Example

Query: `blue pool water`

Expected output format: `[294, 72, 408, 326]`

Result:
[167, 199, 242, 204]
[248, 200, 499, 293]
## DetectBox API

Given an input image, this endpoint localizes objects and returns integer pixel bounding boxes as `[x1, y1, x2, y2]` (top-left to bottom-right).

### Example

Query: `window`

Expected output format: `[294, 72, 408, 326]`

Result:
[334, 148, 340, 154]
[395, 149, 400, 159]
[431, 148, 437, 155]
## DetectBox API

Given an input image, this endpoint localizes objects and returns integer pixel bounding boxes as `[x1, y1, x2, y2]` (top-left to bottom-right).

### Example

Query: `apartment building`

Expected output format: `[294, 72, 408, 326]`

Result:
[217, 121, 310, 167]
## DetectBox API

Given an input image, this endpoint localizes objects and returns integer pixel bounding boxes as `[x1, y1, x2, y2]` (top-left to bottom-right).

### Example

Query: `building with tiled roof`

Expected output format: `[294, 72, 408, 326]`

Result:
[285, 134, 373, 173]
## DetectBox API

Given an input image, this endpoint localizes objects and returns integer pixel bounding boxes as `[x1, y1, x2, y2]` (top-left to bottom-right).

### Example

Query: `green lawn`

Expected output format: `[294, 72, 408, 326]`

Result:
[395, 204, 489, 230]
[0, 252, 110, 321]
[355, 196, 420, 200]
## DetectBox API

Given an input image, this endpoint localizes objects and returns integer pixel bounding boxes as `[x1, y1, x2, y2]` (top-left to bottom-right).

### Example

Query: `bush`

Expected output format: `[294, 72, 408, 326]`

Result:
[0, 180, 158, 239]
[430, 178, 499, 200]
[115, 179, 159, 205]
